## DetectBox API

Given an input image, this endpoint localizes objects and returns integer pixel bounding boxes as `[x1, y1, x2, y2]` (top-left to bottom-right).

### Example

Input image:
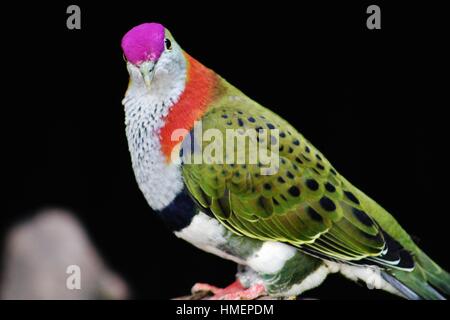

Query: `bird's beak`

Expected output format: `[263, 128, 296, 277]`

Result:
[139, 61, 156, 91]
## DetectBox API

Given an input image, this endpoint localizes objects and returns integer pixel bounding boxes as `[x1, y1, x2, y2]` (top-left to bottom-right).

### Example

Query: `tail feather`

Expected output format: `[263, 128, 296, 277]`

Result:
[385, 248, 449, 300]
[350, 186, 450, 299]
[386, 269, 445, 300]
[381, 272, 422, 300]
[415, 249, 450, 295]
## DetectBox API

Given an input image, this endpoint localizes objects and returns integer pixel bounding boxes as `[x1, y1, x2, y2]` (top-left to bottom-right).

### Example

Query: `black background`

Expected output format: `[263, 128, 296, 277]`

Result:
[2, 1, 449, 300]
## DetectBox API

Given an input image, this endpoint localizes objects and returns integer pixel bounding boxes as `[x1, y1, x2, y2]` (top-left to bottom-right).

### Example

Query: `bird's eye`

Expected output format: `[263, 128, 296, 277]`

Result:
[165, 38, 172, 51]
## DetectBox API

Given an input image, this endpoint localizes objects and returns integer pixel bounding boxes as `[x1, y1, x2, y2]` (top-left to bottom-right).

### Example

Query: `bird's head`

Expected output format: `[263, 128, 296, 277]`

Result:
[121, 22, 187, 94]
[122, 23, 218, 161]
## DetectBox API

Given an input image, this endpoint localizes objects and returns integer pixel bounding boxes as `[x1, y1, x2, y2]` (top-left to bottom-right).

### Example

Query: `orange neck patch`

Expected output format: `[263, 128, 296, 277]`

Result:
[159, 54, 217, 161]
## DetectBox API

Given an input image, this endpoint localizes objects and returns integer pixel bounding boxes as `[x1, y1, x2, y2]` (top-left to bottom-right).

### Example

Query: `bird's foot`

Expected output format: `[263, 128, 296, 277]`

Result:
[192, 280, 266, 300]
[213, 283, 266, 300]
[192, 280, 244, 296]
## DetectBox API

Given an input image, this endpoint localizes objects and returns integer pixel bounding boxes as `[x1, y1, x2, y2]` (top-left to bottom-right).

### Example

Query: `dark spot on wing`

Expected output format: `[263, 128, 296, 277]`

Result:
[307, 207, 323, 222]
[288, 186, 301, 197]
[344, 191, 360, 205]
[306, 179, 319, 191]
[320, 196, 336, 211]
[325, 182, 336, 193]
[352, 208, 374, 227]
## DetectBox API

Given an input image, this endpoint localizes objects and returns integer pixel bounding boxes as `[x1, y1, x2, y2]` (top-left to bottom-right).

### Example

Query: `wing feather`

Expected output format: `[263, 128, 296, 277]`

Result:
[181, 100, 410, 268]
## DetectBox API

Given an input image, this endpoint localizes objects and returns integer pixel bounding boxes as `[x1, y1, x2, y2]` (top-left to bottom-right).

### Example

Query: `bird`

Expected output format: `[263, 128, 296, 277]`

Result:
[121, 22, 450, 300]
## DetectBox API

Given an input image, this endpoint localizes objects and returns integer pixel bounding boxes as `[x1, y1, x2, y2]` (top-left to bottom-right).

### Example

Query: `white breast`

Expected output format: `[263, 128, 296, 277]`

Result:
[123, 61, 186, 211]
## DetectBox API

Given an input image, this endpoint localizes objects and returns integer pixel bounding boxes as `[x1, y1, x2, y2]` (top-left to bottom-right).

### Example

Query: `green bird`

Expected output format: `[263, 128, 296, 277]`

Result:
[121, 22, 450, 299]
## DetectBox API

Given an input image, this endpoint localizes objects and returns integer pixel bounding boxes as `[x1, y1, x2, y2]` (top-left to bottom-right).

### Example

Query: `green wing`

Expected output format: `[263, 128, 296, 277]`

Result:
[181, 97, 393, 265]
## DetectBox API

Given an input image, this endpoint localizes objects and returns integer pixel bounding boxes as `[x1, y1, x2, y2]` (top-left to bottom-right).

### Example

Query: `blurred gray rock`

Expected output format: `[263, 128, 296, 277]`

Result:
[0, 209, 129, 300]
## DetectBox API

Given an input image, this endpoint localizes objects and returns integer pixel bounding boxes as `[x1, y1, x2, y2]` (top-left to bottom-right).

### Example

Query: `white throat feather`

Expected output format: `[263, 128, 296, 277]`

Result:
[122, 49, 187, 210]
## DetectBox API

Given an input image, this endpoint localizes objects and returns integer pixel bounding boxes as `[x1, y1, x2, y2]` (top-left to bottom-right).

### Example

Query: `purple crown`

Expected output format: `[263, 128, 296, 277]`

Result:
[121, 23, 165, 64]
